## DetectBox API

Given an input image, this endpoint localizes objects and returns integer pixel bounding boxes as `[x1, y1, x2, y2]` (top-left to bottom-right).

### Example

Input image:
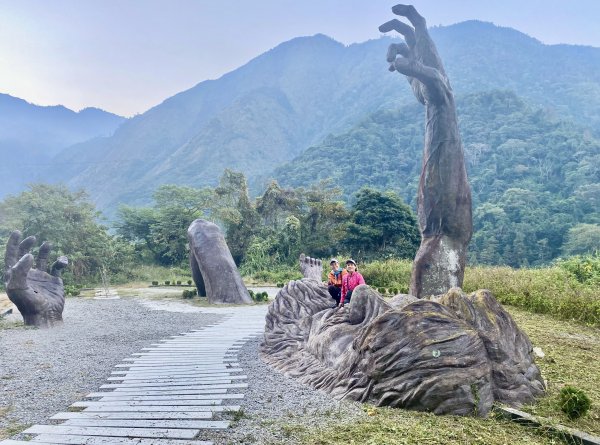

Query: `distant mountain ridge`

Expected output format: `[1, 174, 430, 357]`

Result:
[21, 21, 600, 213]
[0, 94, 125, 198]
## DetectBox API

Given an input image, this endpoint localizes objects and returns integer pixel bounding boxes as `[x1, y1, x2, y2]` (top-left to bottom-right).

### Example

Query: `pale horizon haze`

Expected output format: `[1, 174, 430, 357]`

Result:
[1, 0, 599, 117]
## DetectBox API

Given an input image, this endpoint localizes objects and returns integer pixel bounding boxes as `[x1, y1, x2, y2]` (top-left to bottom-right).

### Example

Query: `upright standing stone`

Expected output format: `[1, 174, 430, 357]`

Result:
[379, 4, 473, 298]
[187, 219, 252, 304]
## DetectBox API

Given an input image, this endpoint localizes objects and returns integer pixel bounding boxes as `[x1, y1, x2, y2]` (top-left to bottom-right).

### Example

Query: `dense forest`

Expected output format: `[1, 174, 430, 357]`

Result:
[273, 90, 600, 267]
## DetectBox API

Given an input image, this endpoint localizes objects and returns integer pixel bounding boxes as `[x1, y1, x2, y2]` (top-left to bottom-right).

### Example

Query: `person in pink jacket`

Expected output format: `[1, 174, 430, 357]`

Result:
[339, 259, 365, 308]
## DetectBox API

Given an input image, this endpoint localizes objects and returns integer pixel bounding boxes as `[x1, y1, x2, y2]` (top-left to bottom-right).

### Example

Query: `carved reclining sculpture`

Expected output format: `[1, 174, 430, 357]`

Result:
[261, 280, 544, 416]
[4, 230, 68, 327]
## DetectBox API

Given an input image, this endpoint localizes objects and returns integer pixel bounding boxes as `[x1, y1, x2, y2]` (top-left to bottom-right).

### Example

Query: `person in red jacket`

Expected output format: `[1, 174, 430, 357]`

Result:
[339, 259, 365, 308]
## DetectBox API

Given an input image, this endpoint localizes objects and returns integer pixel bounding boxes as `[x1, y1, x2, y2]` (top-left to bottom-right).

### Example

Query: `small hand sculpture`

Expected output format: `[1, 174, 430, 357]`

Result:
[4, 230, 68, 327]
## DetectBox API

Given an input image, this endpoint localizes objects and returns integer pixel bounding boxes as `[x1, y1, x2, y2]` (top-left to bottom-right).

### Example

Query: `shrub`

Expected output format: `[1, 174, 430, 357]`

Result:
[64, 285, 80, 297]
[556, 254, 600, 286]
[182, 289, 195, 299]
[361, 259, 412, 290]
[151, 281, 159, 286]
[187, 280, 192, 285]
[176, 280, 182, 285]
[378, 287, 386, 295]
[277, 283, 284, 288]
[250, 291, 269, 302]
[559, 386, 592, 419]
[164, 280, 170, 285]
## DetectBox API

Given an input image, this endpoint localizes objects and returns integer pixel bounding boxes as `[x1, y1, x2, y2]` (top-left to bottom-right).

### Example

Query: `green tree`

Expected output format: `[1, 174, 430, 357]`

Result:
[0, 183, 130, 282]
[214, 170, 259, 264]
[343, 188, 419, 260]
[561, 224, 600, 256]
[116, 184, 213, 266]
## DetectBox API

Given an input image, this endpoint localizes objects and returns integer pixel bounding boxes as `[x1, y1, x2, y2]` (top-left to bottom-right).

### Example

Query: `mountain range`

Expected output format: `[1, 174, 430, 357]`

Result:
[0, 94, 125, 198]
[2, 20, 600, 216]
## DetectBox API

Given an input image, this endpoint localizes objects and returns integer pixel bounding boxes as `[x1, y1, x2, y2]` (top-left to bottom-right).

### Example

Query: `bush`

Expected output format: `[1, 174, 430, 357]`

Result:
[164, 280, 170, 285]
[277, 283, 284, 288]
[182, 289, 196, 299]
[250, 291, 269, 302]
[176, 280, 182, 285]
[64, 285, 80, 297]
[463, 265, 600, 326]
[556, 254, 600, 286]
[151, 281, 159, 286]
[187, 280, 192, 285]
[559, 386, 592, 419]
[361, 259, 412, 290]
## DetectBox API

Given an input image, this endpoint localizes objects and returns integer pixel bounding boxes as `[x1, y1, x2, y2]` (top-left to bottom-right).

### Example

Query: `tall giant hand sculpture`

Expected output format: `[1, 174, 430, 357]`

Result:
[380, 5, 472, 298]
[4, 230, 68, 327]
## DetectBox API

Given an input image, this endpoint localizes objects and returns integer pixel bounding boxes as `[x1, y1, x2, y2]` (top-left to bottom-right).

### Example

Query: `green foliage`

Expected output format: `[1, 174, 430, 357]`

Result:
[187, 280, 192, 285]
[359, 259, 412, 292]
[164, 280, 170, 285]
[250, 291, 269, 302]
[275, 90, 600, 267]
[151, 281, 159, 286]
[343, 188, 419, 261]
[182, 289, 197, 299]
[116, 184, 213, 267]
[0, 183, 133, 284]
[561, 224, 600, 257]
[556, 253, 600, 285]
[463, 266, 600, 326]
[559, 386, 592, 420]
[64, 285, 81, 297]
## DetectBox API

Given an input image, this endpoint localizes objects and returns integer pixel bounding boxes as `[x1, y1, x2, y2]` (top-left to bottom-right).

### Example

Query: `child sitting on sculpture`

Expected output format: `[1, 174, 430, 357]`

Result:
[326, 258, 347, 308]
[338, 258, 365, 308]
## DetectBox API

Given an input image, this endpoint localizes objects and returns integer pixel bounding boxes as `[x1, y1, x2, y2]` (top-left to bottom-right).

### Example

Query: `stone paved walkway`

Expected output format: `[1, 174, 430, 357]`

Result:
[1, 304, 268, 445]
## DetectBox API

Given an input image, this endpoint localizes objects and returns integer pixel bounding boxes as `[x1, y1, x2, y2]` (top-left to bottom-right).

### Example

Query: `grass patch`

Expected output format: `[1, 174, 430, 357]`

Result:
[464, 266, 600, 326]
[508, 307, 600, 435]
[279, 407, 563, 445]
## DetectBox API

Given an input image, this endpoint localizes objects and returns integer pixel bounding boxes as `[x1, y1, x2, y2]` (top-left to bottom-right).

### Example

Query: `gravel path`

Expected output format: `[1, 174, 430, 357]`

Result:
[0, 295, 365, 444]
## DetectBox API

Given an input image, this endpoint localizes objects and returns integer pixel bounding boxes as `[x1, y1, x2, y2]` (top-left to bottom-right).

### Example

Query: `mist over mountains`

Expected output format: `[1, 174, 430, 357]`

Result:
[2, 20, 600, 217]
[0, 94, 125, 198]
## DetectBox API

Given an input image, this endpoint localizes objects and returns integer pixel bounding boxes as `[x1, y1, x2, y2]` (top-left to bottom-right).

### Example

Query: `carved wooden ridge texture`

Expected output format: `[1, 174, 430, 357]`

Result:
[261, 280, 544, 415]
[4, 230, 67, 327]
[379, 4, 473, 298]
[187, 219, 252, 304]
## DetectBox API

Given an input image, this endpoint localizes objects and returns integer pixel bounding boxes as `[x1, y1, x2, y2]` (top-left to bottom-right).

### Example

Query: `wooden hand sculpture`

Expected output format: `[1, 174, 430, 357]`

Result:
[380, 5, 473, 298]
[4, 230, 68, 327]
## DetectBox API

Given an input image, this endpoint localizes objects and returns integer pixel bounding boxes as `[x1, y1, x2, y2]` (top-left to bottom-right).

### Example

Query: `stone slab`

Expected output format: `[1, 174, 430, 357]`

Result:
[31, 435, 212, 444]
[95, 394, 244, 402]
[52, 412, 213, 420]
[73, 400, 224, 408]
[105, 383, 247, 391]
[87, 389, 228, 397]
[62, 419, 229, 429]
[107, 375, 246, 382]
[76, 404, 240, 412]
[23, 425, 199, 439]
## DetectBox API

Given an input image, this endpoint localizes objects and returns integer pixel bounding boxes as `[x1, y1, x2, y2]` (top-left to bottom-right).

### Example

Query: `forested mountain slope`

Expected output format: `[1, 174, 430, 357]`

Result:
[272, 90, 600, 267]
[39, 21, 600, 213]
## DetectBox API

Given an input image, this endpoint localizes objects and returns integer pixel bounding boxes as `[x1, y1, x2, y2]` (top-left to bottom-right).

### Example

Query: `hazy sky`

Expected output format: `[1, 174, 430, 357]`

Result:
[1, 0, 599, 117]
